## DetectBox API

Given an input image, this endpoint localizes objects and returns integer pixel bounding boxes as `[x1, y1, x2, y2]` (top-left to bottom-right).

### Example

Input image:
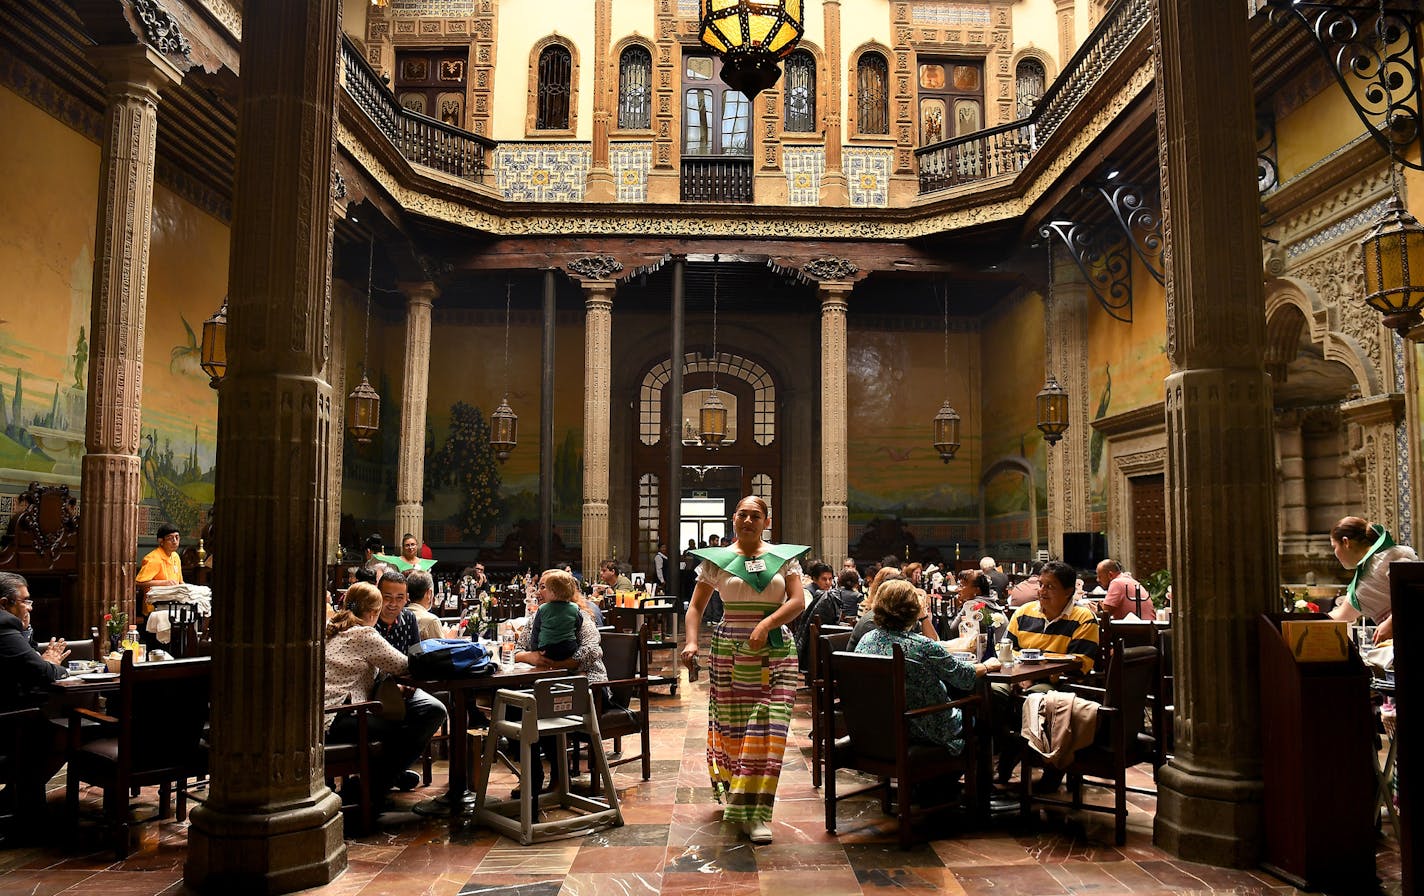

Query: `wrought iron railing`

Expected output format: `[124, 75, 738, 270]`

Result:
[680, 157, 755, 202]
[914, 0, 1152, 194]
[340, 35, 495, 182]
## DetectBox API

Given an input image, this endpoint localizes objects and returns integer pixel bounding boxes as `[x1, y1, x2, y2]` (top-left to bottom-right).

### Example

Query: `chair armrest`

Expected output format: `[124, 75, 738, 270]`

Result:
[324, 700, 381, 717]
[1065, 683, 1107, 701]
[904, 694, 980, 719]
[601, 675, 647, 688]
[73, 706, 119, 725]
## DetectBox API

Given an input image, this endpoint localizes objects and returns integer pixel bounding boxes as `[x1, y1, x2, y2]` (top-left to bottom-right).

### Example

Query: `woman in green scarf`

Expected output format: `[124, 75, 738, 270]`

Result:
[1329, 515, 1416, 645]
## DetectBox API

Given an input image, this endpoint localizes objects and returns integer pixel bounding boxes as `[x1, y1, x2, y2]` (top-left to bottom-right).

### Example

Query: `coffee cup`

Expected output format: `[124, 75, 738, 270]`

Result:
[1019, 648, 1043, 661]
[951, 651, 976, 663]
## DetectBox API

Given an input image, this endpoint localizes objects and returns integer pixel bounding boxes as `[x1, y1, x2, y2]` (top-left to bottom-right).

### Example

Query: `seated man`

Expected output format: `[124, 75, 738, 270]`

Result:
[1, 572, 69, 820]
[367, 570, 448, 791]
[405, 570, 445, 641]
[137, 524, 184, 593]
[1095, 559, 1152, 620]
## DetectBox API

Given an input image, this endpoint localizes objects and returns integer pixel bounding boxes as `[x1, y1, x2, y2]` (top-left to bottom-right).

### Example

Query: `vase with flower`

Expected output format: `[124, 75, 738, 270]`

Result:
[103, 606, 128, 653]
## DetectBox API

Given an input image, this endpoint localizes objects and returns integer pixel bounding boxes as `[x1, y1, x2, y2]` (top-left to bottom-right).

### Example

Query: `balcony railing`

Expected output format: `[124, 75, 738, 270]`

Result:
[340, 35, 495, 183]
[914, 0, 1152, 194]
[681, 157, 754, 202]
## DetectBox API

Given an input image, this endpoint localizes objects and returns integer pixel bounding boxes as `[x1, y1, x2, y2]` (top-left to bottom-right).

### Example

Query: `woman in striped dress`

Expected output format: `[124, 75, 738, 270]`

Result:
[681, 495, 809, 844]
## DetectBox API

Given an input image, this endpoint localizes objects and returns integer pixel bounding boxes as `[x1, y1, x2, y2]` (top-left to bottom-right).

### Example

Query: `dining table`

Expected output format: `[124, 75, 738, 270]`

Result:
[975, 657, 1082, 815]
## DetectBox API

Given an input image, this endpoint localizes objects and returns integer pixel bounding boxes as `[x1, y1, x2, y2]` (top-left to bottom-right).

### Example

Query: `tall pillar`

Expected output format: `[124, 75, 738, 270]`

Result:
[1275, 410, 1309, 568]
[584, 0, 615, 202]
[1152, 0, 1278, 868]
[819, 283, 851, 562]
[184, 0, 346, 890]
[1054, 0, 1076, 67]
[394, 281, 437, 544]
[77, 45, 182, 633]
[540, 270, 556, 570]
[1043, 263, 1091, 559]
[1341, 393, 1406, 537]
[582, 281, 614, 569]
[819, 0, 848, 206]
[325, 284, 350, 561]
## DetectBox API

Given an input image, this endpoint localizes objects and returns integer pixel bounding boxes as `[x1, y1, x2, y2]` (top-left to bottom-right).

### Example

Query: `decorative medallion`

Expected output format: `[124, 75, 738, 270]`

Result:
[332, 169, 347, 201]
[802, 257, 859, 281]
[567, 255, 624, 281]
[132, 0, 192, 57]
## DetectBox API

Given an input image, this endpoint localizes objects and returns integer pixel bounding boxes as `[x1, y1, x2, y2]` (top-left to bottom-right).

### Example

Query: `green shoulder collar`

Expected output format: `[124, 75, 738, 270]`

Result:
[690, 543, 811, 593]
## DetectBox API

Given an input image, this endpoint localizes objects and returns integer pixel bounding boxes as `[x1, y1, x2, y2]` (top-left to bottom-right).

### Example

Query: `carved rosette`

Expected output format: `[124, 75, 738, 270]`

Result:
[803, 257, 859, 281]
[133, 0, 192, 57]
[568, 255, 624, 281]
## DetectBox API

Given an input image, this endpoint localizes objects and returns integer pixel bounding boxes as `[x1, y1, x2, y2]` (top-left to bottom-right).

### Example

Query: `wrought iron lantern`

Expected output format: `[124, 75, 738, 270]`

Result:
[698, 0, 805, 100]
[699, 389, 728, 449]
[1036, 375, 1069, 446]
[346, 374, 381, 445]
[199, 297, 227, 389]
[1361, 194, 1424, 335]
[932, 399, 961, 463]
[490, 396, 518, 462]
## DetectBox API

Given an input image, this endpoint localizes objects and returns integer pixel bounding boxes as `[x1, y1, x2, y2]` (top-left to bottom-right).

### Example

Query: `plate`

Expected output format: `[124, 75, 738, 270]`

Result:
[77, 672, 119, 681]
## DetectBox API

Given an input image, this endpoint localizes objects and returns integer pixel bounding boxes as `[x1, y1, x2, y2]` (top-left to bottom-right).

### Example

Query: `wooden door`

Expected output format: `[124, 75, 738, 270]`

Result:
[1129, 473, 1167, 577]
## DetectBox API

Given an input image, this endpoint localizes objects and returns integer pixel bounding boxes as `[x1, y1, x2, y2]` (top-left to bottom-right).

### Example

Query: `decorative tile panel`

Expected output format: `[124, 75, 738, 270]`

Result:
[845, 147, 893, 207]
[494, 144, 591, 202]
[784, 147, 825, 206]
[910, 4, 992, 25]
[612, 143, 652, 203]
[388, 0, 474, 16]
[676, 0, 699, 15]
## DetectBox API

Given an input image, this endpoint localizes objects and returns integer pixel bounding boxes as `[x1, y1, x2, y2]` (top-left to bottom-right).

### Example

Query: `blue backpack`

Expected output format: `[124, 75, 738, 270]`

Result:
[407, 638, 496, 678]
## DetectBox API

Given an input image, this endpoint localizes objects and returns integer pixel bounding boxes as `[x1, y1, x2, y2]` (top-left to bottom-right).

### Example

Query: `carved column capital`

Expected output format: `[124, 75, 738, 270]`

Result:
[88, 42, 184, 97]
[397, 280, 440, 308]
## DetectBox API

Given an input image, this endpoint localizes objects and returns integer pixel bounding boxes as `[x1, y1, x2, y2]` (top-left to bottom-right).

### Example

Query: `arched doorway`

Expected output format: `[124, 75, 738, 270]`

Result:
[631, 351, 781, 565]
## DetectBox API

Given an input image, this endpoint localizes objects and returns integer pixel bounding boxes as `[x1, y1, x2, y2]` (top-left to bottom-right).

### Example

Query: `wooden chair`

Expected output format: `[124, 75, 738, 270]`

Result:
[0, 706, 45, 845]
[573, 624, 652, 794]
[808, 621, 852, 789]
[1018, 642, 1159, 846]
[323, 700, 384, 833]
[825, 644, 983, 848]
[64, 653, 211, 857]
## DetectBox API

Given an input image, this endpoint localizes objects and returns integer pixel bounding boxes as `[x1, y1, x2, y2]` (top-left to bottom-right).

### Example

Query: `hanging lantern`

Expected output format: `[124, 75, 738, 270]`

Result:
[490, 395, 518, 462]
[346, 374, 381, 445]
[1360, 195, 1424, 335]
[932, 399, 961, 463]
[199, 298, 228, 389]
[1036, 375, 1069, 446]
[698, 0, 805, 100]
[699, 389, 728, 449]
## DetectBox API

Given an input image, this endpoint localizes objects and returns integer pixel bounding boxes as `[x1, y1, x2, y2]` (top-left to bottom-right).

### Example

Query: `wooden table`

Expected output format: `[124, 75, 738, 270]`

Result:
[399, 664, 568, 819]
[975, 658, 1081, 815]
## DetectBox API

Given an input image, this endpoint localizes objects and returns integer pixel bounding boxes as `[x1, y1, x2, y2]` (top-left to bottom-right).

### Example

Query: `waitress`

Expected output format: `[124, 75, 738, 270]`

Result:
[1329, 515, 1416, 645]
[680, 495, 808, 844]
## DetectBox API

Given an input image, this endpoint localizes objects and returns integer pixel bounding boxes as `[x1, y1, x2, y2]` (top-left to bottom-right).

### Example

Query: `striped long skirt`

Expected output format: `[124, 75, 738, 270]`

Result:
[706, 607, 799, 824]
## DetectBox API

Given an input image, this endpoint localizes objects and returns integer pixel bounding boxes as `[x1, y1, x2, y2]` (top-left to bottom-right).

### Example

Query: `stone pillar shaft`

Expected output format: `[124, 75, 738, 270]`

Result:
[819, 0, 847, 206]
[78, 46, 180, 633]
[582, 283, 614, 568]
[1044, 268, 1091, 558]
[584, 0, 615, 201]
[394, 282, 437, 543]
[819, 284, 850, 562]
[1341, 393, 1406, 536]
[184, 0, 346, 890]
[325, 285, 349, 562]
[1153, 0, 1278, 868]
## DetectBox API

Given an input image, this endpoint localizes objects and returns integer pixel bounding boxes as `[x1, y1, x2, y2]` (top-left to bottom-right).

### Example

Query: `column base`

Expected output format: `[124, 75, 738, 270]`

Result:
[820, 502, 848, 564]
[819, 171, 848, 206]
[185, 790, 346, 895]
[394, 503, 424, 544]
[1154, 759, 1264, 869]
[585, 167, 615, 202]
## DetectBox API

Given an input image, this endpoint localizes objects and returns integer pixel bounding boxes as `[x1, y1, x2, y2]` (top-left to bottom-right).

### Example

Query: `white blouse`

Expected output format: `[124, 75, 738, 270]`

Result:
[323, 625, 409, 732]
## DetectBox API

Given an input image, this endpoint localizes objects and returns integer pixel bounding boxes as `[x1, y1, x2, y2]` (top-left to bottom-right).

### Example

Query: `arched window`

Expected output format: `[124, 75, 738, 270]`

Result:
[1015, 57, 1046, 120]
[856, 52, 889, 135]
[618, 45, 652, 130]
[783, 50, 816, 133]
[536, 44, 572, 130]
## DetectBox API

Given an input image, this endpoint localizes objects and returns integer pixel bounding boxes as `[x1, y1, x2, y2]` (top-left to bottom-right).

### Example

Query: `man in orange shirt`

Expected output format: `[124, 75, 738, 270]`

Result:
[137, 524, 184, 592]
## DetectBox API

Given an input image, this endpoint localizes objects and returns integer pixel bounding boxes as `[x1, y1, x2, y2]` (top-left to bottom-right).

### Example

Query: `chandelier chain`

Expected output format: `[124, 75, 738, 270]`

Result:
[711, 255, 719, 391]
[503, 278, 513, 396]
[362, 240, 373, 377]
[942, 282, 950, 395]
[1378, 0, 1404, 201]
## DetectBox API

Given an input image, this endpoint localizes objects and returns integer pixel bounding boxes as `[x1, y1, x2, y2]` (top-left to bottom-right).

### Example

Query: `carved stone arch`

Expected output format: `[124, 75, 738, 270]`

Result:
[1265, 275, 1381, 396]
[848, 41, 893, 140]
[977, 456, 1039, 558]
[526, 34, 581, 138]
[611, 34, 656, 134]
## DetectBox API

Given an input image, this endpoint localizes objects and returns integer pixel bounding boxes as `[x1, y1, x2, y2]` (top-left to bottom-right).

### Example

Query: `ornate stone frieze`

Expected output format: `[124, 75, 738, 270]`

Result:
[568, 255, 624, 281]
[802, 257, 859, 281]
[332, 169, 347, 201]
[133, 0, 192, 57]
[1293, 243, 1382, 380]
[197, 0, 241, 39]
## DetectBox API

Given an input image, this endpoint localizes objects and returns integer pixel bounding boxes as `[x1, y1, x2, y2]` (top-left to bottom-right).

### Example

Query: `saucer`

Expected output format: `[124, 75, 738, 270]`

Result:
[77, 672, 119, 681]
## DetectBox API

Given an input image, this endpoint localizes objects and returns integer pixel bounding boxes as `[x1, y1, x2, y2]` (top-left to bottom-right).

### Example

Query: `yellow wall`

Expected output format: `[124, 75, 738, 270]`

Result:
[493, 0, 596, 140]
[980, 290, 1047, 514]
[611, 2, 657, 52]
[838, 0, 894, 119]
[1012, 0, 1061, 72]
[1276, 83, 1365, 183]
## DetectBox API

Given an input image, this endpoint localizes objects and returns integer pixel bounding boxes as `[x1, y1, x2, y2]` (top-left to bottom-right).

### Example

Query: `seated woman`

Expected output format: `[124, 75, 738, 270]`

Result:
[853, 579, 999, 755]
[324, 582, 443, 796]
[947, 569, 1009, 657]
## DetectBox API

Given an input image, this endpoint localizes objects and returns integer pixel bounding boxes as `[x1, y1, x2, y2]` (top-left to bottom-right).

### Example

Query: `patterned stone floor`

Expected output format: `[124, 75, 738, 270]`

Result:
[1, 663, 1403, 896]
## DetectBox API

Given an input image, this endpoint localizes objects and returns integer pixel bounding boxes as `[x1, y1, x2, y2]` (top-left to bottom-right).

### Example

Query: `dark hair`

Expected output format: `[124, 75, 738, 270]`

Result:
[379, 569, 408, 588]
[1028, 560, 1045, 575]
[837, 569, 860, 590]
[405, 570, 433, 603]
[0, 571, 28, 602]
[1331, 516, 1372, 543]
[157, 523, 180, 539]
[401, 532, 417, 544]
[1041, 560, 1077, 592]
[364, 533, 384, 552]
[957, 569, 988, 593]
[355, 564, 382, 584]
[328, 582, 381, 640]
[601, 559, 619, 573]
[807, 561, 833, 580]
[872, 580, 922, 631]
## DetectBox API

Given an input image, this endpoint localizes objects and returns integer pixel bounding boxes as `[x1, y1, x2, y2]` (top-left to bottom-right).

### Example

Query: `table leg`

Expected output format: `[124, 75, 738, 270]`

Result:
[414, 687, 480, 818]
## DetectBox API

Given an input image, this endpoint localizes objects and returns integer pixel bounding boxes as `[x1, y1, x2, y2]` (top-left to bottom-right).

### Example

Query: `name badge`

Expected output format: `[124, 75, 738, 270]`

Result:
[744, 558, 766, 573]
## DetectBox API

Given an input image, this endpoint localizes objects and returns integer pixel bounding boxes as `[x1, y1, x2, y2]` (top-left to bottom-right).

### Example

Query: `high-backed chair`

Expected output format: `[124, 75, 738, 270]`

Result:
[1018, 642, 1159, 845]
[808, 621, 853, 789]
[0, 706, 45, 845]
[65, 653, 211, 857]
[323, 700, 384, 833]
[825, 644, 983, 848]
[573, 624, 651, 794]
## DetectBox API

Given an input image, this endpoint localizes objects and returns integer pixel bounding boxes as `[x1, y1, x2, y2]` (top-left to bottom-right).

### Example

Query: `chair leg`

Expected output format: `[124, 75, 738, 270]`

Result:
[159, 781, 172, 819]
[1070, 772, 1083, 810]
[1114, 773, 1127, 846]
[359, 770, 373, 834]
[176, 779, 188, 822]
[824, 751, 838, 833]
[66, 770, 80, 828]
[1019, 756, 1032, 819]
[897, 776, 913, 850]
[880, 777, 892, 815]
[640, 726, 651, 781]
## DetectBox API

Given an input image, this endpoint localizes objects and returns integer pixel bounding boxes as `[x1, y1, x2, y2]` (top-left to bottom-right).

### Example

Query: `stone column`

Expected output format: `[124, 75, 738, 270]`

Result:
[584, 0, 615, 201]
[78, 45, 182, 632]
[819, 283, 851, 562]
[582, 281, 614, 568]
[1152, 0, 1278, 868]
[819, 0, 848, 206]
[1274, 410, 1310, 572]
[1054, 0, 1076, 68]
[394, 281, 437, 544]
[184, 0, 346, 890]
[1341, 392, 1406, 537]
[325, 283, 349, 562]
[1043, 262, 1091, 559]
